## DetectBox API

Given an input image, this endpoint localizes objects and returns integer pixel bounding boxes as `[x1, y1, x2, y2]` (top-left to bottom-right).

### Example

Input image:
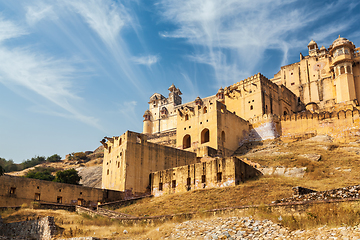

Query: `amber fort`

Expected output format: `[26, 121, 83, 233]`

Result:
[2, 36, 360, 207]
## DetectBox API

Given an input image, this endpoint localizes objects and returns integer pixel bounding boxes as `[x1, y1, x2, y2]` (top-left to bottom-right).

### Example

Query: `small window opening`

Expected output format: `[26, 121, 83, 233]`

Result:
[77, 198, 84, 206]
[136, 135, 142, 143]
[185, 114, 189, 121]
[201, 128, 210, 144]
[201, 175, 206, 183]
[340, 66, 345, 74]
[119, 138, 122, 146]
[118, 162, 120, 168]
[291, 82, 295, 85]
[291, 72, 293, 75]
[37, 186, 39, 189]
[172, 180, 176, 189]
[107, 169, 109, 175]
[35, 193, 40, 201]
[57, 197, 62, 204]
[183, 134, 191, 149]
[200, 122, 202, 124]
[80, 192, 82, 195]
[108, 146, 111, 154]
[159, 182, 163, 191]
[217, 172, 222, 182]
[203, 107, 207, 114]
[10, 187, 16, 195]
[250, 105, 253, 110]
[187, 177, 191, 186]
[221, 106, 225, 113]
[59, 189, 61, 192]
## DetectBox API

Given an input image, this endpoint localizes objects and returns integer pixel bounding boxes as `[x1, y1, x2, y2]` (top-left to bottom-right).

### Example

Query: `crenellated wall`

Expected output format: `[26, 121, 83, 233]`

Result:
[280, 109, 360, 142]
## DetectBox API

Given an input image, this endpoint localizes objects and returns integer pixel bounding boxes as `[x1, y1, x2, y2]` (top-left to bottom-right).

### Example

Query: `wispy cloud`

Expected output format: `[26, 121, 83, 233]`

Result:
[132, 55, 160, 67]
[0, 16, 27, 42]
[157, 0, 360, 84]
[26, 3, 57, 26]
[0, 17, 101, 128]
[62, 0, 147, 93]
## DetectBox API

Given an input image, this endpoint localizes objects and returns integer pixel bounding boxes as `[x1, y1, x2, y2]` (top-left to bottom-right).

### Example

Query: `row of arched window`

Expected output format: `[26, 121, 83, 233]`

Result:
[182, 129, 226, 149]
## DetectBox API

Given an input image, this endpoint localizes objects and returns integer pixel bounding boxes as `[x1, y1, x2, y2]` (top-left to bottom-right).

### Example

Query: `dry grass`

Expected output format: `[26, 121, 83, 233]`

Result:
[0, 208, 152, 239]
[113, 139, 360, 218]
[116, 176, 300, 216]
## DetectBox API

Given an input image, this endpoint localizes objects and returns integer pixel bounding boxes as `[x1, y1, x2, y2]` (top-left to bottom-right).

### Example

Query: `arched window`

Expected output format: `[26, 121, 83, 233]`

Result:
[346, 66, 351, 74]
[250, 105, 253, 110]
[340, 66, 345, 74]
[221, 106, 225, 113]
[203, 107, 207, 114]
[283, 111, 287, 116]
[221, 131, 225, 142]
[185, 114, 189, 121]
[183, 134, 191, 149]
[201, 128, 210, 144]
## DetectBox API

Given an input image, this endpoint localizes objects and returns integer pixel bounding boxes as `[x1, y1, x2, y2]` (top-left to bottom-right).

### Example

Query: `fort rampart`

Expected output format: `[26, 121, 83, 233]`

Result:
[0, 216, 56, 240]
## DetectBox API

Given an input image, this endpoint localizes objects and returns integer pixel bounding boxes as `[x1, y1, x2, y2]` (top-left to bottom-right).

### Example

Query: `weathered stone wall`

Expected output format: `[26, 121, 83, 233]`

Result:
[278, 185, 360, 203]
[151, 157, 261, 197]
[146, 129, 177, 147]
[102, 131, 198, 193]
[247, 114, 281, 141]
[0, 216, 56, 240]
[280, 109, 360, 142]
[0, 175, 124, 208]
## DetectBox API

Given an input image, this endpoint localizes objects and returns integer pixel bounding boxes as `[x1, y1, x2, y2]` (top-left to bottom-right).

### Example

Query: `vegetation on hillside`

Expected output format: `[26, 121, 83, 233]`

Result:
[24, 167, 57, 181]
[54, 168, 82, 185]
[0, 154, 62, 173]
[23, 167, 81, 184]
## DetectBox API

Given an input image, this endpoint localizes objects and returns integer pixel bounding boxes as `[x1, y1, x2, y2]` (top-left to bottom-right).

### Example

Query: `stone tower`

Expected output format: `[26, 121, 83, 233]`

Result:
[329, 36, 357, 105]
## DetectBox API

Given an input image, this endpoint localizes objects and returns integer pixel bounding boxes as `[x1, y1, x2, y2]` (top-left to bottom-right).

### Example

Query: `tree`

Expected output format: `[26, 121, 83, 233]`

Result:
[25, 167, 55, 181]
[0, 165, 4, 176]
[47, 154, 62, 163]
[21, 156, 46, 169]
[54, 168, 82, 185]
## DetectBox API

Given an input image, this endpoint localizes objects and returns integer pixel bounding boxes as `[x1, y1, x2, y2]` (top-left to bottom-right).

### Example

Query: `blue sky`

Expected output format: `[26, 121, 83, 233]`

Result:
[1, 0, 360, 163]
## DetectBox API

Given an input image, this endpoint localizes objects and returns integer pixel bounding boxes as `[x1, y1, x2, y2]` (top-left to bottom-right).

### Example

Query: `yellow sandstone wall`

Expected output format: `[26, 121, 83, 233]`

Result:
[102, 131, 197, 194]
[176, 99, 250, 156]
[0, 175, 124, 207]
[280, 109, 360, 142]
[151, 157, 261, 197]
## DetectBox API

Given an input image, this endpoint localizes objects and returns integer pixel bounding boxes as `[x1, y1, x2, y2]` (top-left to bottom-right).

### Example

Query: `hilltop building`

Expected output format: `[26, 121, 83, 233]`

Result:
[101, 36, 360, 196]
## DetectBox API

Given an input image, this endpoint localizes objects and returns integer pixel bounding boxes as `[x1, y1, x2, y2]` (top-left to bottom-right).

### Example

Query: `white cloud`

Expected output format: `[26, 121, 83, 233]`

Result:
[132, 55, 160, 67]
[0, 17, 100, 129]
[0, 16, 27, 42]
[63, 0, 131, 49]
[26, 3, 57, 26]
[157, 0, 359, 84]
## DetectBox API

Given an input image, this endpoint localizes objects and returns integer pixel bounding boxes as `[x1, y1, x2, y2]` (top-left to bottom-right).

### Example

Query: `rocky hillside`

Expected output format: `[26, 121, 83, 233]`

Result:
[6, 146, 104, 188]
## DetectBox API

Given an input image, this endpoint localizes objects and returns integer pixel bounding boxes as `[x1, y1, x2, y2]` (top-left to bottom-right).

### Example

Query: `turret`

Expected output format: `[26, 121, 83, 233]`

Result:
[308, 39, 318, 56]
[216, 87, 225, 103]
[168, 83, 182, 105]
[329, 36, 356, 104]
[142, 110, 152, 135]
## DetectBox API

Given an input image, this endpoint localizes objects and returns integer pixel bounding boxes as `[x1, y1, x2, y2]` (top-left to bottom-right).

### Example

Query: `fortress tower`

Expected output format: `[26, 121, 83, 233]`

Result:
[142, 84, 182, 135]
